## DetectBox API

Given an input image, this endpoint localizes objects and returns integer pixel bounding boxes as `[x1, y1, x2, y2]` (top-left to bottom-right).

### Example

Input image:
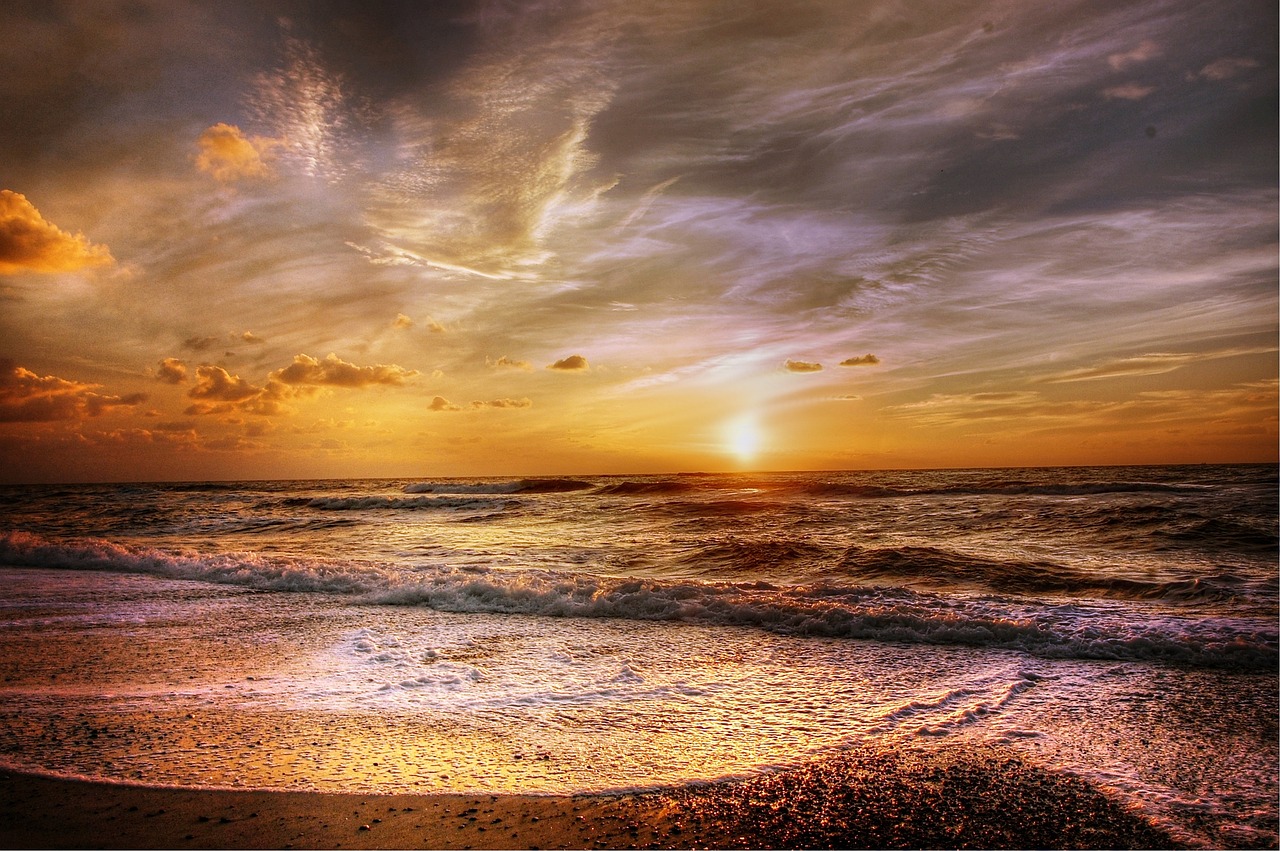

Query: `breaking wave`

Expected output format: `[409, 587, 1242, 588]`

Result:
[0, 531, 1273, 671]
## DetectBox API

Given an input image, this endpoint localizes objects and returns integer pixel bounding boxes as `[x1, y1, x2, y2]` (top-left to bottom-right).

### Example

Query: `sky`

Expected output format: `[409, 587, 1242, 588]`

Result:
[0, 0, 1275, 482]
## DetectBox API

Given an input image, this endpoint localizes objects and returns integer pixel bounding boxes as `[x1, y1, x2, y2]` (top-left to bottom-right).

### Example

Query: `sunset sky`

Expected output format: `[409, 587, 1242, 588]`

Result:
[1, 0, 1275, 482]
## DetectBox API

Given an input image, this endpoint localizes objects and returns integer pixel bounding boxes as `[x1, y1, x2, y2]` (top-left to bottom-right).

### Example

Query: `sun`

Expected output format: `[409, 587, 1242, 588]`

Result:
[725, 415, 762, 464]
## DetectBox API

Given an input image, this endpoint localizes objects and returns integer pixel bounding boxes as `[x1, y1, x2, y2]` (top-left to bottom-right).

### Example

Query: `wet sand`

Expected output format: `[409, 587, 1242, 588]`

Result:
[0, 743, 1184, 850]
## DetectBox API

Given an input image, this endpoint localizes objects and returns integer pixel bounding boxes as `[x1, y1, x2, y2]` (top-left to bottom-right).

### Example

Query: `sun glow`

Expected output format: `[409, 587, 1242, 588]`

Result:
[725, 415, 762, 464]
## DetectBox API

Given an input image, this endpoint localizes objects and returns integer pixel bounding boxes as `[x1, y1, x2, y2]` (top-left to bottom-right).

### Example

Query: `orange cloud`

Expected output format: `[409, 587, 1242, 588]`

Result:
[195, 123, 280, 182]
[183, 335, 222, 352]
[188, 365, 262, 402]
[784, 360, 823, 372]
[840, 354, 881, 367]
[270, 353, 418, 388]
[0, 360, 145, 421]
[471, 398, 532, 409]
[429, 396, 461, 411]
[155, 358, 188, 384]
[548, 355, 589, 371]
[0, 190, 113, 275]
[489, 355, 533, 371]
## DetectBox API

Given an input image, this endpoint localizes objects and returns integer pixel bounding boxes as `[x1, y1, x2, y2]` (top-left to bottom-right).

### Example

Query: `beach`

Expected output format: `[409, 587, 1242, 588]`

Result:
[0, 742, 1179, 849]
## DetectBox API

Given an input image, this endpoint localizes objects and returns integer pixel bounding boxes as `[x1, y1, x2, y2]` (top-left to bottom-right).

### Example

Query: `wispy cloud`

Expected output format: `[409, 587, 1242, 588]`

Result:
[1039, 347, 1276, 384]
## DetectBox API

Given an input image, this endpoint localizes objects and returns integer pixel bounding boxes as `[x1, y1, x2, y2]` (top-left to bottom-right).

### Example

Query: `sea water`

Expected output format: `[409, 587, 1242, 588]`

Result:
[0, 465, 1275, 846]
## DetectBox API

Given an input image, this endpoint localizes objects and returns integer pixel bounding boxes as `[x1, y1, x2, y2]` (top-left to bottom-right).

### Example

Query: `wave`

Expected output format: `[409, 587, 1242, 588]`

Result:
[1156, 516, 1279, 554]
[678, 536, 832, 574]
[653, 499, 792, 517]
[299, 495, 516, 512]
[835, 545, 1252, 603]
[800, 480, 1211, 499]
[403, 478, 593, 495]
[594, 480, 695, 496]
[0, 531, 1273, 671]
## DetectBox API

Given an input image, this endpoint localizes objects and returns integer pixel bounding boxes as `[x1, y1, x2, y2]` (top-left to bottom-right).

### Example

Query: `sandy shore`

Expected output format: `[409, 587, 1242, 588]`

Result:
[0, 743, 1186, 850]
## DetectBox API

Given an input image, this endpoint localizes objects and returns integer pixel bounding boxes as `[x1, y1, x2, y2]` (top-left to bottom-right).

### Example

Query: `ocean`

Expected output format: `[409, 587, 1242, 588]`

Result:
[0, 464, 1275, 847]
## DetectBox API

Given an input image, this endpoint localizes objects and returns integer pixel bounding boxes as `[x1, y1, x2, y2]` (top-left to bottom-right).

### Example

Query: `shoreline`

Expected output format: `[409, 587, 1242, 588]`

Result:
[0, 743, 1193, 850]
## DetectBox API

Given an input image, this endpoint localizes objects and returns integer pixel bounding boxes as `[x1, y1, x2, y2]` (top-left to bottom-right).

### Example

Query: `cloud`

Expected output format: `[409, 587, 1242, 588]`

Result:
[1102, 83, 1156, 101]
[471, 398, 532, 409]
[1107, 40, 1161, 70]
[0, 360, 145, 422]
[784, 360, 823, 373]
[364, 4, 618, 277]
[194, 123, 279, 182]
[425, 317, 446, 333]
[1196, 57, 1261, 81]
[269, 353, 418, 387]
[1036, 348, 1276, 384]
[0, 190, 113, 275]
[489, 355, 533, 371]
[240, 331, 265, 344]
[429, 396, 461, 412]
[183, 336, 222, 352]
[249, 33, 376, 183]
[187, 365, 262, 402]
[155, 357, 188, 384]
[392, 313, 414, 329]
[548, 355, 589, 371]
[839, 354, 881, 367]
